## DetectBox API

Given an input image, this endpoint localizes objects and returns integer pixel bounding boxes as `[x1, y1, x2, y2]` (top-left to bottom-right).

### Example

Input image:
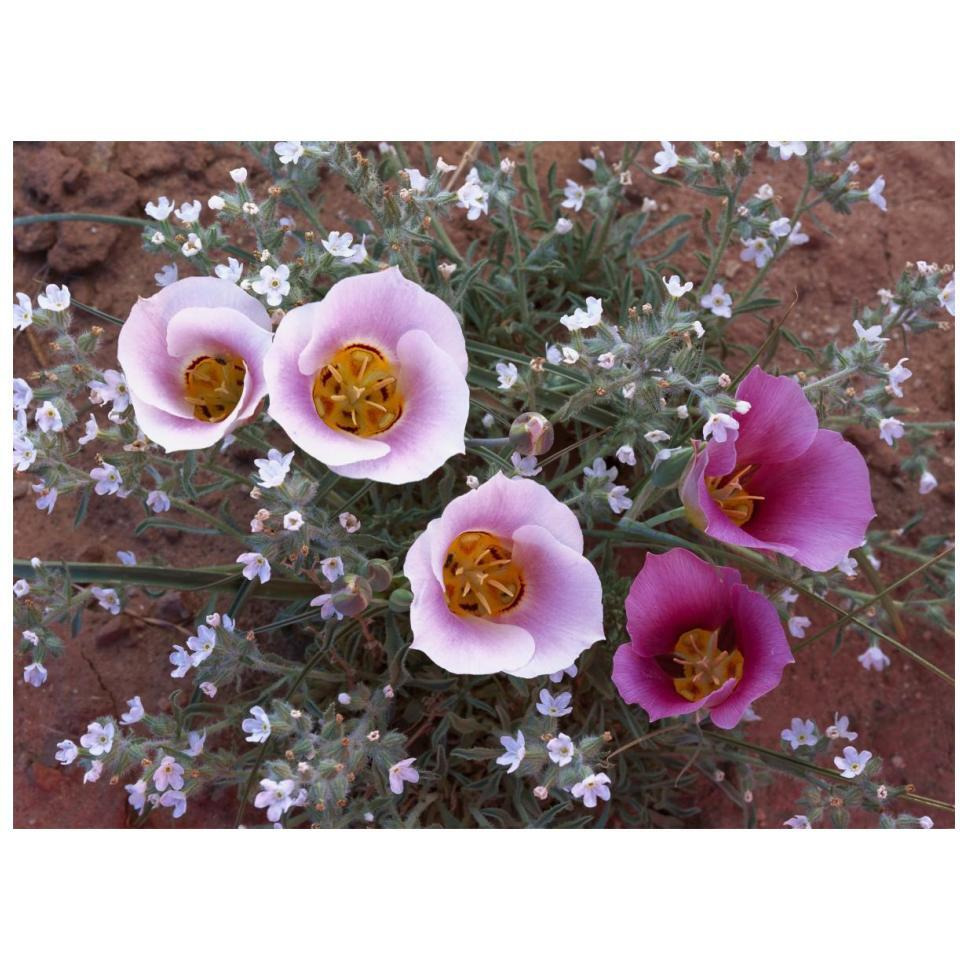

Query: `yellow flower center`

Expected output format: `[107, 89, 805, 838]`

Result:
[312, 343, 404, 437]
[184, 354, 246, 422]
[671, 627, 744, 702]
[443, 530, 525, 618]
[705, 464, 763, 526]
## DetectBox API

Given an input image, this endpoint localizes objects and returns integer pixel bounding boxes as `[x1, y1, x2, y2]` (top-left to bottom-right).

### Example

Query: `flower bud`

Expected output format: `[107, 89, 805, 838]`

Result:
[364, 558, 394, 593]
[332, 575, 372, 618]
[509, 412, 555, 456]
[388, 587, 413, 613]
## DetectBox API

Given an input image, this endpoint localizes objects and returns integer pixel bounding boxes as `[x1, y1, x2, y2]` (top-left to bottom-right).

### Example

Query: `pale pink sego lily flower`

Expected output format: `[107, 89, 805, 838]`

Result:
[404, 472, 604, 677]
[613, 549, 793, 729]
[264, 268, 469, 484]
[117, 277, 273, 452]
[680, 367, 875, 571]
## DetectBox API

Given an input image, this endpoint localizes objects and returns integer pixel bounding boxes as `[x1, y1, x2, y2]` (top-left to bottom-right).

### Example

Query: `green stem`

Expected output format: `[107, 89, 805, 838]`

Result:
[14, 212, 153, 229]
[14, 559, 323, 601]
[503, 203, 529, 324]
[703, 732, 954, 813]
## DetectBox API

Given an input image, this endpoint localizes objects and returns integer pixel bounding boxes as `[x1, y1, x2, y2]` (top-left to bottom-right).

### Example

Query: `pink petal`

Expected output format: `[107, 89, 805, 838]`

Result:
[498, 524, 605, 678]
[707, 584, 793, 729]
[426, 473, 586, 584]
[264, 302, 389, 466]
[119, 281, 273, 452]
[612, 645, 734, 723]
[404, 525, 536, 674]
[327, 329, 468, 484]
[297, 267, 467, 377]
[731, 367, 819, 466]
[681, 448, 799, 559]
[624, 549, 740, 655]
[744, 430, 876, 571]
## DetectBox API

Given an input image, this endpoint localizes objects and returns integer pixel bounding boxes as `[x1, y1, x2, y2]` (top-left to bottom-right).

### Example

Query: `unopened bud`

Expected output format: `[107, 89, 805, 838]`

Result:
[510, 412, 555, 456]
[331, 574, 372, 618]
[364, 558, 393, 593]
[388, 587, 413, 613]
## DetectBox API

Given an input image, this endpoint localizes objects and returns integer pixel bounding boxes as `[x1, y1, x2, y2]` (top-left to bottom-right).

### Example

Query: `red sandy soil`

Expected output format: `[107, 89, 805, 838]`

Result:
[12, 141, 955, 828]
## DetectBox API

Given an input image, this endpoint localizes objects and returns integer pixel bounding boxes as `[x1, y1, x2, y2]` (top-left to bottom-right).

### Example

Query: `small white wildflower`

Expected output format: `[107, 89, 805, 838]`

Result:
[181, 233, 202, 257]
[703, 412, 739, 443]
[145, 196, 174, 220]
[237, 552, 271, 584]
[275, 141, 305, 165]
[561, 179, 585, 212]
[918, 470, 937, 495]
[858, 645, 890, 672]
[35, 400, 63, 433]
[834, 746, 872, 778]
[768, 141, 807, 160]
[607, 485, 633, 514]
[781, 717, 818, 750]
[652, 140, 678, 175]
[663, 275, 693, 299]
[868, 175, 887, 212]
[215, 257, 243, 283]
[887, 357, 911, 397]
[496, 361, 519, 390]
[283, 510, 304, 531]
[878, 417, 905, 447]
[700, 283, 732, 318]
[174, 200, 202, 224]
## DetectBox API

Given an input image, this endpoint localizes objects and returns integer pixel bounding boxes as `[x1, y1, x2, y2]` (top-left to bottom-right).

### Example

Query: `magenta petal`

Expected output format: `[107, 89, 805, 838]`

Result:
[746, 430, 876, 571]
[427, 473, 586, 583]
[614, 548, 791, 726]
[732, 367, 820, 466]
[500, 524, 605, 678]
[707, 584, 793, 729]
[612, 644, 707, 722]
[328, 329, 469, 484]
[404, 526, 536, 674]
[624, 549, 740, 655]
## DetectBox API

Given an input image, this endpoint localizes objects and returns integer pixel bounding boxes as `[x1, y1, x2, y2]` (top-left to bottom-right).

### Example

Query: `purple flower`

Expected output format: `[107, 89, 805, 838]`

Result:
[255, 779, 296, 822]
[404, 472, 604, 676]
[242, 705, 271, 743]
[680, 367, 875, 571]
[23, 662, 48, 687]
[153, 756, 185, 792]
[547, 733, 575, 766]
[159, 790, 188, 818]
[536, 689, 573, 718]
[496, 731, 525, 773]
[834, 746, 873, 778]
[117, 277, 273, 452]
[571, 772, 611, 808]
[612, 549, 794, 729]
[388, 757, 419, 795]
[264, 268, 469, 484]
[126, 779, 148, 813]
